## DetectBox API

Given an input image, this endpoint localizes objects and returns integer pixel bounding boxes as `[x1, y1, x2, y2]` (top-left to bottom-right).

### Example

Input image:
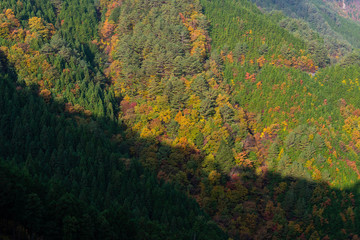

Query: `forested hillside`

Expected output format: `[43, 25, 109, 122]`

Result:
[0, 1, 224, 239]
[2, 0, 360, 239]
[250, 0, 360, 61]
[319, 0, 360, 23]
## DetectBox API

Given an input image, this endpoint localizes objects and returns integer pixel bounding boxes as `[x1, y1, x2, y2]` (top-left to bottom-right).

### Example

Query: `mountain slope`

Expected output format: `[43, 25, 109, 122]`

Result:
[97, 0, 360, 238]
[0, 2, 226, 239]
[2, 0, 360, 239]
[321, 0, 360, 23]
[250, 0, 360, 61]
[200, 0, 360, 238]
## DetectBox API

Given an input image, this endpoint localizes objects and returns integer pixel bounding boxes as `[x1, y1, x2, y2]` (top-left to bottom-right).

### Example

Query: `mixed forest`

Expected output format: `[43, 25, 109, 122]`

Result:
[2, 0, 360, 239]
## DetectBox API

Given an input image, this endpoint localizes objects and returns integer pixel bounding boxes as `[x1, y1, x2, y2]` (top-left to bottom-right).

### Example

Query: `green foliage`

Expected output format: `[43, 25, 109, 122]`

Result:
[0, 70, 225, 239]
[252, 0, 356, 60]
[3, 0, 360, 239]
[201, 0, 307, 58]
[215, 140, 235, 173]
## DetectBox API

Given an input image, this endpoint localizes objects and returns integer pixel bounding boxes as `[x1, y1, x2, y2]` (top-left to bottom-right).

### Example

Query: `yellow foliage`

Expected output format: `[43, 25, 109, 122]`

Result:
[312, 168, 322, 181]
[325, 140, 332, 150]
[327, 157, 332, 166]
[28, 17, 53, 39]
[260, 124, 279, 138]
[277, 148, 284, 162]
[140, 127, 152, 138]
[208, 170, 221, 184]
[181, 11, 208, 58]
[216, 94, 230, 107]
[158, 109, 171, 123]
[202, 154, 216, 169]
[187, 94, 201, 109]
[305, 159, 313, 169]
[309, 134, 314, 141]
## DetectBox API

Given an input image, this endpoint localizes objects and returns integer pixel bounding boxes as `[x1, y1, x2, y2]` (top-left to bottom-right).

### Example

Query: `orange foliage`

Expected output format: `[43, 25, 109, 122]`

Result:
[256, 81, 262, 89]
[0, 9, 20, 38]
[101, 19, 116, 39]
[234, 151, 247, 165]
[181, 11, 209, 59]
[227, 52, 234, 63]
[257, 56, 266, 68]
[39, 89, 52, 103]
[270, 54, 317, 73]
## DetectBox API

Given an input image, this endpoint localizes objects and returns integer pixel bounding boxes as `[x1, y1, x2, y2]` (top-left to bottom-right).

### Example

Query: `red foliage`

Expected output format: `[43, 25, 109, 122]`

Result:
[120, 100, 137, 115]
[245, 72, 256, 82]
[345, 159, 360, 179]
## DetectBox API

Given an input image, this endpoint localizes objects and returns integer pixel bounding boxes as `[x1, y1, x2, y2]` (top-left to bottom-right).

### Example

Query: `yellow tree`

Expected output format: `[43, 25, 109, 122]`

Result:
[28, 17, 54, 39]
[0, 9, 20, 38]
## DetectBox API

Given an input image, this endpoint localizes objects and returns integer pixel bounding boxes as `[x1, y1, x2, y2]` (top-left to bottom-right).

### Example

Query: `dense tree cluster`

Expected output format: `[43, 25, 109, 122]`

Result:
[250, 0, 360, 60]
[2, 0, 360, 239]
[0, 1, 224, 239]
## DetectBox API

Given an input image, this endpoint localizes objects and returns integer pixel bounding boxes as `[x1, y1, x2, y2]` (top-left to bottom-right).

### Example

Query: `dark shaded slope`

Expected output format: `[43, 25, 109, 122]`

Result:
[2, 48, 360, 239]
[0, 54, 226, 240]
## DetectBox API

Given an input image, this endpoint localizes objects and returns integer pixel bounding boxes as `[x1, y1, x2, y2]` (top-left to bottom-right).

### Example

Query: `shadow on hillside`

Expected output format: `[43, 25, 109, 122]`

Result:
[1, 50, 360, 240]
[0, 50, 227, 240]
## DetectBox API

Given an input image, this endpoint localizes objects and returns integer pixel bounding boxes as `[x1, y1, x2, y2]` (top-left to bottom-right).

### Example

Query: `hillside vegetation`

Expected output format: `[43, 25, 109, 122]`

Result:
[2, 0, 360, 239]
[250, 0, 360, 61]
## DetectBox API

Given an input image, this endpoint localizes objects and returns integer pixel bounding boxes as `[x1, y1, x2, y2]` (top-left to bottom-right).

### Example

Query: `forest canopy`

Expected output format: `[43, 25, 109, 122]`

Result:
[2, 0, 360, 239]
